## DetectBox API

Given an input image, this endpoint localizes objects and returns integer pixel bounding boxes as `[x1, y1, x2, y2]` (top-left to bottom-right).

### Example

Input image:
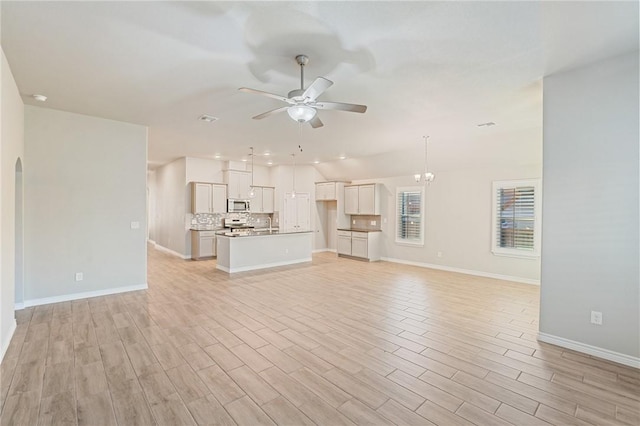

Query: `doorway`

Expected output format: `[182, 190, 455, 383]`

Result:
[15, 158, 23, 308]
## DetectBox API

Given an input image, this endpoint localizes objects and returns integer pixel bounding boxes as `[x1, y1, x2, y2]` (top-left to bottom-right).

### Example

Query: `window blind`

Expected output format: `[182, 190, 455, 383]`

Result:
[496, 185, 535, 250]
[397, 190, 422, 243]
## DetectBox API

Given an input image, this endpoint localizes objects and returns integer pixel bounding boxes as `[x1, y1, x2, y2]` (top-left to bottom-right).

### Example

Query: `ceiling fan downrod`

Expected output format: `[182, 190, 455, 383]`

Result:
[295, 54, 308, 90]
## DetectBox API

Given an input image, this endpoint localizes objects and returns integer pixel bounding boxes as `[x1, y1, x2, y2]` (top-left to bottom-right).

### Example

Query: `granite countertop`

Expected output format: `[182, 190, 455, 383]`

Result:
[218, 229, 312, 238]
[338, 228, 382, 233]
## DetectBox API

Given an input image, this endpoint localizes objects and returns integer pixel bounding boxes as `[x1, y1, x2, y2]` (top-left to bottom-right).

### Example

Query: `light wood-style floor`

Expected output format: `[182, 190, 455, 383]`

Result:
[1, 247, 639, 425]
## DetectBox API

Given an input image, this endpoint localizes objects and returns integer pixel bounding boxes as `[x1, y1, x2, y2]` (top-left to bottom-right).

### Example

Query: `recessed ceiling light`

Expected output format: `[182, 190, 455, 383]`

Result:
[241, 158, 248, 162]
[32, 94, 47, 102]
[264, 152, 271, 156]
[313, 160, 320, 164]
[214, 154, 221, 159]
[477, 122, 496, 127]
[198, 114, 218, 123]
[267, 161, 273, 166]
[339, 155, 346, 160]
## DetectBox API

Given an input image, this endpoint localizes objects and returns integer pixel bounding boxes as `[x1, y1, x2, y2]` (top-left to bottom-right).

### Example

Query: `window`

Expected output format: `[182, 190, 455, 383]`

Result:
[396, 187, 424, 245]
[491, 179, 541, 258]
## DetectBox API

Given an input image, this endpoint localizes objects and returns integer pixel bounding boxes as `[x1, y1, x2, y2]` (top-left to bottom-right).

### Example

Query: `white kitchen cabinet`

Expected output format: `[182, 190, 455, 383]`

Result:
[315, 182, 338, 201]
[262, 187, 274, 213]
[191, 182, 227, 214]
[250, 186, 275, 213]
[344, 186, 359, 214]
[283, 193, 310, 232]
[191, 230, 216, 260]
[336, 230, 381, 261]
[337, 230, 352, 255]
[351, 232, 369, 258]
[212, 184, 227, 213]
[344, 184, 380, 215]
[224, 170, 251, 199]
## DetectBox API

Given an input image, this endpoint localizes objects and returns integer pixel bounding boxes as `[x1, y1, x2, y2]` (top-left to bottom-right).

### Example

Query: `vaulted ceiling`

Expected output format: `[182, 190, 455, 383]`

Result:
[2, 1, 638, 177]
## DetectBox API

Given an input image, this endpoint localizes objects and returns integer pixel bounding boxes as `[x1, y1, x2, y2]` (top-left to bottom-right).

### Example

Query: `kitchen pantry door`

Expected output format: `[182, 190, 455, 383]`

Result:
[283, 192, 310, 232]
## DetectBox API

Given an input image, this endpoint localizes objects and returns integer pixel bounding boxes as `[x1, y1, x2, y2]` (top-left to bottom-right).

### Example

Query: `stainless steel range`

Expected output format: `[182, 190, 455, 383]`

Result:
[223, 217, 254, 231]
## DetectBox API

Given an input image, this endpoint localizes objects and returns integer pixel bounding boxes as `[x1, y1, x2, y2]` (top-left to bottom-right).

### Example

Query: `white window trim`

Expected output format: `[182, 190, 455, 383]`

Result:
[491, 179, 541, 259]
[395, 186, 425, 246]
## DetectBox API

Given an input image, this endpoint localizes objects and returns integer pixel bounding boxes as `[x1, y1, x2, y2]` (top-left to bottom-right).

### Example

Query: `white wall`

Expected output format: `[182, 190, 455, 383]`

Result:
[352, 163, 542, 283]
[539, 51, 639, 364]
[154, 157, 188, 256]
[0, 48, 24, 360]
[24, 106, 148, 303]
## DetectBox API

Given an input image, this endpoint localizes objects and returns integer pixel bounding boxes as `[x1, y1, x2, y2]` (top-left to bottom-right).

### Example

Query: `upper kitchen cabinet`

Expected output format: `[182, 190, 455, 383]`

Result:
[224, 170, 251, 199]
[316, 182, 336, 200]
[249, 186, 275, 213]
[344, 184, 381, 215]
[315, 181, 350, 201]
[191, 182, 227, 214]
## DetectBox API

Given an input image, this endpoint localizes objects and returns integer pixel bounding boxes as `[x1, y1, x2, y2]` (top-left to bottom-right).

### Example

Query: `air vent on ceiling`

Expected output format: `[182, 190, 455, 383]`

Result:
[477, 122, 496, 127]
[198, 114, 218, 123]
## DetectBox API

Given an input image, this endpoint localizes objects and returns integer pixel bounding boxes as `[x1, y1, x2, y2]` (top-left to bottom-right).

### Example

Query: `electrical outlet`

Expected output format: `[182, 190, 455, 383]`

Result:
[437, 251, 443, 258]
[130, 221, 140, 229]
[383, 218, 387, 224]
[353, 219, 356, 224]
[590, 310, 603, 325]
[75, 272, 83, 281]
[370, 220, 376, 226]
[285, 248, 289, 254]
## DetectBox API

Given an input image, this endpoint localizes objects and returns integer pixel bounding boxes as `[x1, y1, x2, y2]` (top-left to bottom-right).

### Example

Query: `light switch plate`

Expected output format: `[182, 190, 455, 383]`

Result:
[370, 220, 376, 225]
[131, 221, 140, 229]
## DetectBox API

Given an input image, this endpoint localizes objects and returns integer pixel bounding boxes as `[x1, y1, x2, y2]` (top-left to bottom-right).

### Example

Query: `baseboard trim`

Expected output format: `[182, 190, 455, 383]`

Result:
[313, 248, 335, 253]
[153, 243, 190, 260]
[0, 319, 17, 363]
[20, 284, 149, 309]
[538, 332, 640, 369]
[217, 258, 312, 274]
[380, 257, 540, 285]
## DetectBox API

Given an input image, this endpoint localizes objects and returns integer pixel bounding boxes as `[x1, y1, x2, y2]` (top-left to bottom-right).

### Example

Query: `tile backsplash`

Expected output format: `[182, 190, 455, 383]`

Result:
[188, 212, 273, 230]
[349, 215, 381, 231]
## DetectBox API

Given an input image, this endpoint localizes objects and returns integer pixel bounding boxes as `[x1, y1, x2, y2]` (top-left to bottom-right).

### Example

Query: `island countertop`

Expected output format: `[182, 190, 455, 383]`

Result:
[216, 229, 312, 237]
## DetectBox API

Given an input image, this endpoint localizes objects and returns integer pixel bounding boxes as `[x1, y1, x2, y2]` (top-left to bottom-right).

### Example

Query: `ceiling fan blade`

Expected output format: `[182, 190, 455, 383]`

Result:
[314, 101, 367, 113]
[239, 87, 292, 104]
[302, 77, 333, 101]
[252, 106, 288, 120]
[309, 115, 324, 129]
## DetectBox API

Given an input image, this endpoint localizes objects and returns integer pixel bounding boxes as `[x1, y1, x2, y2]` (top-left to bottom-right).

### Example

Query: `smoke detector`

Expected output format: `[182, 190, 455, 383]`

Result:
[32, 94, 47, 102]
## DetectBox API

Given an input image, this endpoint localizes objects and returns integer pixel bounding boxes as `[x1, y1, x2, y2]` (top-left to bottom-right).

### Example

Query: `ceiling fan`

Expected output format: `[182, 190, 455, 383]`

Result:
[239, 54, 367, 128]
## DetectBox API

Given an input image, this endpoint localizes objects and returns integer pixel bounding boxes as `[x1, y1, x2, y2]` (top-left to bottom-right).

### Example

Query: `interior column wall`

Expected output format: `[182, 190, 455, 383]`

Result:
[0, 48, 24, 361]
[539, 51, 639, 364]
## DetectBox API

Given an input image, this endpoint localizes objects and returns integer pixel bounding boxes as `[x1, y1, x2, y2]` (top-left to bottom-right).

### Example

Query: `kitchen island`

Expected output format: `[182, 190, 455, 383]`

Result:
[216, 230, 313, 273]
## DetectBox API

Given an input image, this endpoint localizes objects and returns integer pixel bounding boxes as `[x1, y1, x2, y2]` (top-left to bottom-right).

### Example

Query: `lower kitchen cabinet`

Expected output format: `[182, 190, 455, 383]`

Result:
[336, 230, 381, 261]
[191, 230, 217, 260]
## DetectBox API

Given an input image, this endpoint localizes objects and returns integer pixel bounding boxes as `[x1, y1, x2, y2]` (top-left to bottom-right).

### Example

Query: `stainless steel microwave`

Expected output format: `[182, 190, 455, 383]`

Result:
[228, 199, 250, 213]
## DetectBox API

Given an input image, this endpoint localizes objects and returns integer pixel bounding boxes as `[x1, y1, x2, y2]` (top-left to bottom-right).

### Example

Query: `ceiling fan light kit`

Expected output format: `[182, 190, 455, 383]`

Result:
[287, 105, 316, 122]
[239, 54, 367, 128]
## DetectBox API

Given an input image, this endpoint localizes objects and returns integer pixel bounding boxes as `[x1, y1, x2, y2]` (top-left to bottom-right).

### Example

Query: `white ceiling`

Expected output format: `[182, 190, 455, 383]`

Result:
[2, 1, 638, 176]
